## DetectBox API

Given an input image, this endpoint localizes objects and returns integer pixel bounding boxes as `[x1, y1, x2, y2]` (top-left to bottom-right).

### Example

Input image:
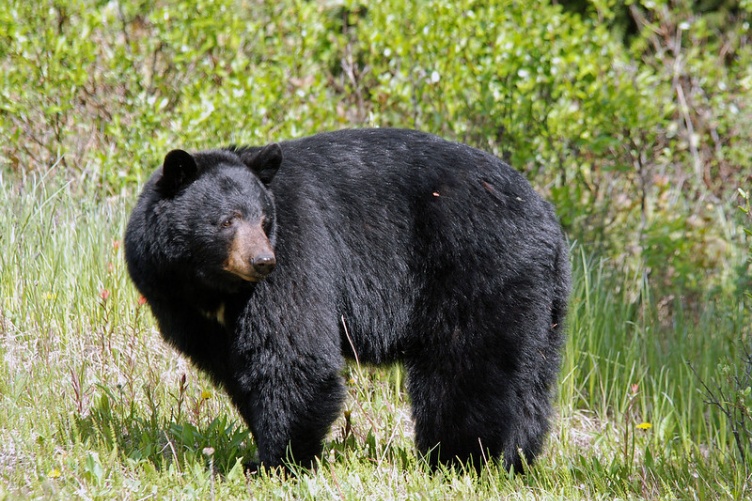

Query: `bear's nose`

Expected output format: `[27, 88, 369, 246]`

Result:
[252, 255, 276, 276]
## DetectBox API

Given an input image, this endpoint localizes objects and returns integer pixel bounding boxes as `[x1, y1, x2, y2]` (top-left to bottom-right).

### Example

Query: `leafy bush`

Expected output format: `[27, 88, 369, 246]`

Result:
[0, 0, 347, 186]
[1, 0, 750, 302]
[340, 0, 751, 299]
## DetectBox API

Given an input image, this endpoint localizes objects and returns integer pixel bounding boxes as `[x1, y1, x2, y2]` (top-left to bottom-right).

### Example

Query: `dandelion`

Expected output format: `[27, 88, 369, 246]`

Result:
[47, 468, 61, 479]
[636, 422, 652, 430]
[201, 390, 213, 400]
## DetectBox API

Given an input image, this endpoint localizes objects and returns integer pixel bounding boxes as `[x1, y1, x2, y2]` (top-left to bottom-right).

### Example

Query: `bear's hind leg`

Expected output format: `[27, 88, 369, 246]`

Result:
[406, 356, 549, 472]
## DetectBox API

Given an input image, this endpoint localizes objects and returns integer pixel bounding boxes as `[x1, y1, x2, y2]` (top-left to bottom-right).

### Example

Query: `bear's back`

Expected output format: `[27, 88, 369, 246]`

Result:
[255, 128, 565, 364]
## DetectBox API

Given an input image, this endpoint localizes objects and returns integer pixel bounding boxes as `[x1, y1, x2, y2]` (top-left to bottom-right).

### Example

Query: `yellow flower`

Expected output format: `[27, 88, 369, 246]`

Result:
[47, 468, 61, 478]
[636, 422, 652, 430]
[201, 390, 213, 400]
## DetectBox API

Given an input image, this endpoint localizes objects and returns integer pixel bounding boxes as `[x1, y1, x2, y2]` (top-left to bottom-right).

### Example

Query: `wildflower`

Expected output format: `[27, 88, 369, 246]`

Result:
[100, 289, 110, 301]
[201, 390, 213, 400]
[137, 295, 147, 306]
[47, 468, 61, 479]
[636, 422, 652, 430]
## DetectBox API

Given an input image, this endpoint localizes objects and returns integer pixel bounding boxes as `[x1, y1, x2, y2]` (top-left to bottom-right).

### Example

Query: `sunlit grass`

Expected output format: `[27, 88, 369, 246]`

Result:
[1, 173, 751, 499]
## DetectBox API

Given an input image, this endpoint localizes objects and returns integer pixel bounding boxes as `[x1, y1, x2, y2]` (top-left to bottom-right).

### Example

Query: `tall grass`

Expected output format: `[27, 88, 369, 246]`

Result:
[1, 173, 750, 499]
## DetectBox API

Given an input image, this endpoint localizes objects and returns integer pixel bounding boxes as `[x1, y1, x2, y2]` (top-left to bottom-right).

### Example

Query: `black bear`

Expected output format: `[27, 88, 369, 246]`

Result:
[124, 128, 570, 472]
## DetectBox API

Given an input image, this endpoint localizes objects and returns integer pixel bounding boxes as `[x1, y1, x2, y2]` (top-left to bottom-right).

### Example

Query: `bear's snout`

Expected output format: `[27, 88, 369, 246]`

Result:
[223, 220, 276, 282]
[252, 254, 276, 276]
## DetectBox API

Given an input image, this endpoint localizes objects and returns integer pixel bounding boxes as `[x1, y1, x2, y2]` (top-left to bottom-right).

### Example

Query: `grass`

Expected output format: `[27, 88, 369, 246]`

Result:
[1, 172, 751, 500]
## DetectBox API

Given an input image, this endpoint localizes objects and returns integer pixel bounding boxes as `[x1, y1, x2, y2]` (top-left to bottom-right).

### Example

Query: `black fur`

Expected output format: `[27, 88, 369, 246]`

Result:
[124, 128, 570, 472]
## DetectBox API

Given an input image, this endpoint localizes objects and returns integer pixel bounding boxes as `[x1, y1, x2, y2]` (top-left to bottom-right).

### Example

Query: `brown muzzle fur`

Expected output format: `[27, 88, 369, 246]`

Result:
[223, 220, 276, 281]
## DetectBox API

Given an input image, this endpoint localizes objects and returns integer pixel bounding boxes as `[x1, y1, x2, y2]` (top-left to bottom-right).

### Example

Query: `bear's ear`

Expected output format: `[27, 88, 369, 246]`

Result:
[156, 149, 198, 196]
[241, 143, 283, 185]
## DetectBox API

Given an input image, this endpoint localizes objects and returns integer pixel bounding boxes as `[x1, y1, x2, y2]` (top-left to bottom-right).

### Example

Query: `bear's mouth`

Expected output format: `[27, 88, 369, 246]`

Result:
[224, 268, 268, 283]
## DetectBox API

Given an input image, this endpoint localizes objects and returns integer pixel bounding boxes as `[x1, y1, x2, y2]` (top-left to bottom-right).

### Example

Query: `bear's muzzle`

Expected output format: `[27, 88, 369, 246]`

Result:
[223, 220, 276, 281]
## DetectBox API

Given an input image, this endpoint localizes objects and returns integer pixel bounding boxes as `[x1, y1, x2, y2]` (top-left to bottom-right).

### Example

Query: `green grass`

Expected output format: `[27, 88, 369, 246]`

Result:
[1, 173, 750, 500]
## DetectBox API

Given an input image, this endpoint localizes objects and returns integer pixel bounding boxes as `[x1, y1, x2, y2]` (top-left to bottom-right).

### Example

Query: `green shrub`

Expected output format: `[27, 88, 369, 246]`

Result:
[1, 0, 749, 301]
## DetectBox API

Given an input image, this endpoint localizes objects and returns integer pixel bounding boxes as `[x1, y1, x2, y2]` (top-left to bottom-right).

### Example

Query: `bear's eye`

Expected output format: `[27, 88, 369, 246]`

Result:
[219, 212, 241, 228]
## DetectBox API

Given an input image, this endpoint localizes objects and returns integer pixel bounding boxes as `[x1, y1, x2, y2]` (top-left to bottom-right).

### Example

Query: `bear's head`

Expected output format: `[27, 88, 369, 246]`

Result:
[139, 143, 284, 294]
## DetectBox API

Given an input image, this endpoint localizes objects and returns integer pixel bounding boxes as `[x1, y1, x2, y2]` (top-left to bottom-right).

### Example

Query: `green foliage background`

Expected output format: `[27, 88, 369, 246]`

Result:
[1, 0, 752, 498]
[2, 0, 750, 297]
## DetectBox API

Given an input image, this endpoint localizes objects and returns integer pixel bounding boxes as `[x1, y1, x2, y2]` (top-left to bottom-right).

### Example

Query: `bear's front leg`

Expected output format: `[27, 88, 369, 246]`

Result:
[148, 297, 235, 386]
[227, 348, 346, 471]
